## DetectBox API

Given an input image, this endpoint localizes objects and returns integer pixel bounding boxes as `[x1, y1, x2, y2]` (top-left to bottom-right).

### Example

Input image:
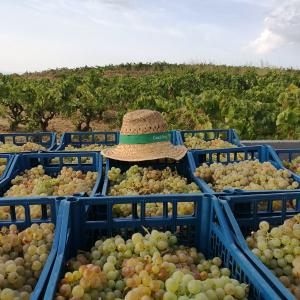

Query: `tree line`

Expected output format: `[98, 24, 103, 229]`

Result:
[0, 63, 299, 139]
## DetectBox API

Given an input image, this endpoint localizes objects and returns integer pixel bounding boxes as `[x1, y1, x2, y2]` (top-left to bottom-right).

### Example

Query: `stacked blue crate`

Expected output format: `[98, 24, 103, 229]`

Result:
[56, 130, 181, 151]
[44, 195, 281, 299]
[216, 192, 300, 300]
[55, 131, 119, 150]
[0, 132, 57, 151]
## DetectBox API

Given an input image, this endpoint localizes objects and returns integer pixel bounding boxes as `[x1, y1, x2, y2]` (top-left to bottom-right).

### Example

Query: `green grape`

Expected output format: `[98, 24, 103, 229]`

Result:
[194, 159, 299, 193]
[108, 165, 200, 217]
[283, 156, 300, 176]
[0, 223, 54, 298]
[1, 166, 98, 220]
[0, 142, 45, 153]
[55, 230, 249, 300]
[247, 214, 300, 298]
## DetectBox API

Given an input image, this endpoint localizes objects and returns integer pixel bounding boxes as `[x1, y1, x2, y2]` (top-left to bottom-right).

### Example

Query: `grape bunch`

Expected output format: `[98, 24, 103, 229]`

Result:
[51, 144, 110, 164]
[108, 166, 200, 217]
[194, 159, 299, 192]
[5, 165, 97, 197]
[184, 137, 245, 162]
[64, 144, 108, 152]
[284, 156, 300, 176]
[0, 223, 54, 299]
[246, 215, 300, 299]
[55, 230, 249, 300]
[184, 137, 237, 151]
[0, 166, 97, 220]
[0, 142, 46, 153]
[0, 158, 7, 177]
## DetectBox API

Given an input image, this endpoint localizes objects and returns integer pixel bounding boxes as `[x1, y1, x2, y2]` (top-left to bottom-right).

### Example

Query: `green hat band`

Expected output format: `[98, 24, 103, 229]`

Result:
[119, 131, 171, 144]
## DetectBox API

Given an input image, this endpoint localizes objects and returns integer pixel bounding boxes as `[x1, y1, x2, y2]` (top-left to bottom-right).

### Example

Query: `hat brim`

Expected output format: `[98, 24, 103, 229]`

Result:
[102, 142, 187, 162]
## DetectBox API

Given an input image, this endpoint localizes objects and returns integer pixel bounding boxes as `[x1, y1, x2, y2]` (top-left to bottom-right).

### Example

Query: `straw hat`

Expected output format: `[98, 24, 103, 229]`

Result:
[102, 109, 187, 162]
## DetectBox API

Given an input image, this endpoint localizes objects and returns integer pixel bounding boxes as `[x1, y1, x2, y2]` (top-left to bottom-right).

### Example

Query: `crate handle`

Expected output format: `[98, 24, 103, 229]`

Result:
[211, 197, 236, 245]
[218, 199, 249, 250]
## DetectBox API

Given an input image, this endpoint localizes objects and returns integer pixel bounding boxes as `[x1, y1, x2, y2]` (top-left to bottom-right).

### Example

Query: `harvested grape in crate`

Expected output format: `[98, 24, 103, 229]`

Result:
[0, 197, 65, 300]
[218, 192, 300, 300]
[276, 149, 300, 177]
[103, 156, 201, 218]
[44, 196, 280, 300]
[0, 132, 56, 152]
[0, 152, 102, 220]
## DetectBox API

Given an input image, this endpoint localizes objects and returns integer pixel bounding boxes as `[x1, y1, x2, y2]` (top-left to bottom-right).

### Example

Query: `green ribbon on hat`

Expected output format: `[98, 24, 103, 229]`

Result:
[119, 131, 171, 144]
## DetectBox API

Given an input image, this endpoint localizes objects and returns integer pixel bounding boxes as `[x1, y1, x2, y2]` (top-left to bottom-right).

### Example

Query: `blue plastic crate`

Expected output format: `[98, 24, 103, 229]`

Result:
[217, 192, 300, 300]
[0, 151, 103, 197]
[188, 145, 300, 194]
[0, 132, 57, 151]
[0, 196, 70, 300]
[178, 129, 243, 149]
[101, 154, 203, 196]
[56, 131, 119, 151]
[0, 153, 16, 181]
[44, 194, 280, 299]
[56, 130, 181, 151]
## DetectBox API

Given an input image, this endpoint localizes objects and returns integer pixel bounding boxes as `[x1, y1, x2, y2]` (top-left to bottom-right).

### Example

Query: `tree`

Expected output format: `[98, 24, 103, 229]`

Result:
[24, 80, 62, 131]
[0, 76, 26, 131]
[69, 83, 98, 131]
[276, 84, 300, 139]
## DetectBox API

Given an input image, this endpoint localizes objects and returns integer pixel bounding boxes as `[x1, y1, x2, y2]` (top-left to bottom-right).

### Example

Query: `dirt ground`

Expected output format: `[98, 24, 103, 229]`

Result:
[0, 116, 115, 137]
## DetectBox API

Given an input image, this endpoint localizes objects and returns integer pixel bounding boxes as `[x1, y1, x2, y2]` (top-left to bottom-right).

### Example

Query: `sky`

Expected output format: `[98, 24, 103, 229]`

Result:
[0, 0, 299, 73]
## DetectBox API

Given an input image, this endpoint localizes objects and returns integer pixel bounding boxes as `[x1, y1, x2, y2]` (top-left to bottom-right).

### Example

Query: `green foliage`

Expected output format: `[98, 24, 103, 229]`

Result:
[0, 76, 27, 130]
[0, 63, 299, 138]
[23, 79, 62, 131]
[276, 84, 300, 139]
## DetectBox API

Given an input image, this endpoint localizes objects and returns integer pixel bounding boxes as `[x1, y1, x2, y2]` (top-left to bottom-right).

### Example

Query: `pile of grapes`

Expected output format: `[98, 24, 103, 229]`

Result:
[184, 137, 244, 162]
[284, 156, 300, 176]
[0, 166, 98, 220]
[184, 137, 237, 150]
[64, 144, 108, 152]
[247, 215, 300, 298]
[55, 230, 249, 300]
[5, 165, 97, 197]
[0, 223, 54, 299]
[0, 158, 7, 177]
[0, 142, 46, 153]
[107, 166, 200, 217]
[52, 144, 109, 164]
[194, 159, 299, 192]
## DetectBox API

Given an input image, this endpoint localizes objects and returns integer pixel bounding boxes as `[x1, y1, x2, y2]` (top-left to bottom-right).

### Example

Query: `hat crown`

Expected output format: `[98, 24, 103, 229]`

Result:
[121, 109, 167, 135]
